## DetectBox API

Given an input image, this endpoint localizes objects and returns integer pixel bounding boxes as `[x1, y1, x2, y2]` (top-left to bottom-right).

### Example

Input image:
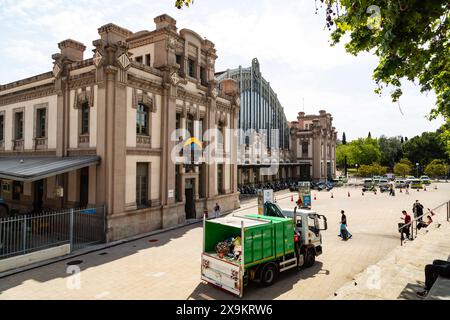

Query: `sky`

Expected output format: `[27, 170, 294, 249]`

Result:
[0, 0, 444, 140]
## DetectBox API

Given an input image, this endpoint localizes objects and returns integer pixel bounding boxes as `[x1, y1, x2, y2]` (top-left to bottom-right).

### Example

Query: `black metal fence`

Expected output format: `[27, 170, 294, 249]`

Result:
[0, 206, 105, 260]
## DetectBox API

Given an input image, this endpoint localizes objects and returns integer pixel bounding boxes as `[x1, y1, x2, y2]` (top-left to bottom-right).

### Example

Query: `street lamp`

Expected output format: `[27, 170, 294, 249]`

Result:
[416, 163, 419, 178]
[355, 164, 359, 175]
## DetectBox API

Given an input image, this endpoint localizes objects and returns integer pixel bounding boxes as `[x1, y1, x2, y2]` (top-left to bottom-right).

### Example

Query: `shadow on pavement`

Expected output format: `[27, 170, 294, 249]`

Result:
[187, 261, 328, 300]
[0, 221, 202, 293]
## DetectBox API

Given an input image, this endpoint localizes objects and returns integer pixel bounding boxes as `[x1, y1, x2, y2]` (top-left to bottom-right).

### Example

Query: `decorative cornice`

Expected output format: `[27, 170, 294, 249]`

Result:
[0, 84, 56, 107]
[0, 72, 53, 92]
[128, 74, 163, 94]
[126, 148, 162, 156]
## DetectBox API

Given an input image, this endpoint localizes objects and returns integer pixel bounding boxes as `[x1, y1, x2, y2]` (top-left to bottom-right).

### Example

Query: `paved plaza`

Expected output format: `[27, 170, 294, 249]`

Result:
[0, 183, 449, 300]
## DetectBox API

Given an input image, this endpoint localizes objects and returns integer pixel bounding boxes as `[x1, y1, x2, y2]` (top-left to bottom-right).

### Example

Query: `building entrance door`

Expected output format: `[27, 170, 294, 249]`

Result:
[79, 167, 89, 207]
[185, 178, 196, 220]
[33, 179, 44, 212]
[300, 164, 311, 181]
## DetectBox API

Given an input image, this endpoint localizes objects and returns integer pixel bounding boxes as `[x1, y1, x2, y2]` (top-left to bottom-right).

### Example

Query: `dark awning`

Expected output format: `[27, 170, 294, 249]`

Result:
[0, 156, 100, 182]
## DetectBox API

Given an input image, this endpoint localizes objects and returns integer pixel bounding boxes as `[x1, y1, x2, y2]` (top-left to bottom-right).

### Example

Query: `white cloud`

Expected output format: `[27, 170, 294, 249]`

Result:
[0, 0, 443, 139]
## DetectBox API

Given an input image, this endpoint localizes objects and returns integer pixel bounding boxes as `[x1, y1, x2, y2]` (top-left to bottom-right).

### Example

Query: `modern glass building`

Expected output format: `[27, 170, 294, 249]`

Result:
[216, 58, 290, 151]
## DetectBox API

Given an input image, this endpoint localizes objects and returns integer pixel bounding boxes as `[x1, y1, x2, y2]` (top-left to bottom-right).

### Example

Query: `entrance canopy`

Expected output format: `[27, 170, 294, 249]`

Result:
[0, 156, 100, 182]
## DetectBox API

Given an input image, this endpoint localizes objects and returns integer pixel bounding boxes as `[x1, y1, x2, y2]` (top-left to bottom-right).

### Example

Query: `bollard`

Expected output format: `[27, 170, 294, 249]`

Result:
[331, 193, 334, 199]
[291, 195, 294, 202]
[348, 192, 351, 197]
[314, 194, 317, 200]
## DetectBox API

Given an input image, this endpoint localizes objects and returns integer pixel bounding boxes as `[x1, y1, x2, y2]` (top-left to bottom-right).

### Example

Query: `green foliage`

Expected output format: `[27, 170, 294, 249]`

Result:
[175, 0, 193, 9]
[358, 163, 388, 177]
[402, 131, 447, 165]
[350, 138, 382, 165]
[424, 159, 449, 177]
[393, 162, 412, 177]
[336, 137, 382, 166]
[328, 0, 450, 154]
[379, 135, 403, 168]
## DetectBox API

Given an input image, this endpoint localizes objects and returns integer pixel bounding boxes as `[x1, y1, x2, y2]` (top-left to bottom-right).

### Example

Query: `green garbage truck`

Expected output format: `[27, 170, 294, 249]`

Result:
[201, 210, 327, 297]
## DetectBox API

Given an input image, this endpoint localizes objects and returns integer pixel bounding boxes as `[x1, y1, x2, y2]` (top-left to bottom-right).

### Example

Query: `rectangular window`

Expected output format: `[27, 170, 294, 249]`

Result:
[36, 108, 46, 138]
[302, 142, 309, 157]
[135, 56, 143, 64]
[81, 102, 90, 134]
[200, 66, 207, 86]
[145, 54, 151, 67]
[217, 164, 224, 195]
[217, 122, 224, 145]
[0, 115, 4, 141]
[136, 104, 149, 135]
[188, 59, 196, 78]
[136, 163, 148, 207]
[176, 54, 183, 75]
[15, 112, 24, 140]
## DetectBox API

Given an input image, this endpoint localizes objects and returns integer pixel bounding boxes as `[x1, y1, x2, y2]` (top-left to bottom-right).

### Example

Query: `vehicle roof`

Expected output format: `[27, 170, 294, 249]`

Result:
[209, 215, 270, 228]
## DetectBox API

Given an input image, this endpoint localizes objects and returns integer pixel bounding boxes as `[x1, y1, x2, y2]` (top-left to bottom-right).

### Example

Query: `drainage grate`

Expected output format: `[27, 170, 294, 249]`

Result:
[66, 260, 83, 266]
[148, 239, 158, 243]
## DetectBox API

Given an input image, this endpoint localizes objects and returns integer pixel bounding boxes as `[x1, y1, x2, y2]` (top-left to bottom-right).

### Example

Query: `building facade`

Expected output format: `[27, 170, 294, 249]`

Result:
[216, 58, 297, 186]
[290, 110, 337, 181]
[0, 14, 240, 241]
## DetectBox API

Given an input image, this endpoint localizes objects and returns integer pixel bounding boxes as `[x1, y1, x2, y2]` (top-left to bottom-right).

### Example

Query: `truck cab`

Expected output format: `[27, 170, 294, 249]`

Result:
[262, 201, 327, 263]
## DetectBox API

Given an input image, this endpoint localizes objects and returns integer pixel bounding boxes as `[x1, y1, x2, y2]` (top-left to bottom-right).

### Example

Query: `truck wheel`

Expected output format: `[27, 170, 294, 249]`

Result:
[304, 248, 316, 268]
[260, 263, 278, 287]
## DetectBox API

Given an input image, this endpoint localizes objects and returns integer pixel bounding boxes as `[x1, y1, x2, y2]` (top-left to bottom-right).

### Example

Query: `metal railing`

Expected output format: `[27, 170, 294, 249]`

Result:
[0, 205, 105, 260]
[399, 200, 450, 246]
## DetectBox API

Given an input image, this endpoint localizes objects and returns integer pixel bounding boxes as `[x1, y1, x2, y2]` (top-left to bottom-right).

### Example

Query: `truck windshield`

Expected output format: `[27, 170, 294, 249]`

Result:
[265, 203, 284, 218]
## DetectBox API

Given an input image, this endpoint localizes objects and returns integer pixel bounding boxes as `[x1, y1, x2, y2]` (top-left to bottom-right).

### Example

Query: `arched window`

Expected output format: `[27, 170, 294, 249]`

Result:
[136, 103, 149, 135]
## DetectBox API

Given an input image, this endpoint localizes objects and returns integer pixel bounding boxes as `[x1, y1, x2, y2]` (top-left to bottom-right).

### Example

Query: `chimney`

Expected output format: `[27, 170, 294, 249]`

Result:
[97, 23, 133, 45]
[220, 79, 238, 96]
[58, 39, 86, 62]
[154, 14, 177, 31]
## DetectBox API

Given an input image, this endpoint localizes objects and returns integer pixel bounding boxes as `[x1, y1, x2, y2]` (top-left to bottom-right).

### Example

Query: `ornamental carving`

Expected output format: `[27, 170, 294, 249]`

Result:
[73, 86, 94, 109]
[93, 51, 103, 67]
[132, 88, 156, 112]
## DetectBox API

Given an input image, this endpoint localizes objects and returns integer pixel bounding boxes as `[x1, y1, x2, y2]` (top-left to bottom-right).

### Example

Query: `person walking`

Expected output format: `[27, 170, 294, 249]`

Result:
[338, 210, 352, 240]
[413, 200, 424, 222]
[400, 210, 412, 241]
[213, 203, 221, 218]
[417, 260, 450, 298]
[405, 184, 410, 195]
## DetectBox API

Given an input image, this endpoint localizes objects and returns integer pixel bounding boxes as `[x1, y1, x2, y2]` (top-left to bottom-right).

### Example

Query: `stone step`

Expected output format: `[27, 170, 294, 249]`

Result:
[331, 222, 450, 300]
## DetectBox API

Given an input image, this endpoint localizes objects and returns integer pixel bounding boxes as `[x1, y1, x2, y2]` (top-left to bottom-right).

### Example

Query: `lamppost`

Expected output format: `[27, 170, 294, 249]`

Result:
[416, 163, 419, 178]
[355, 164, 359, 176]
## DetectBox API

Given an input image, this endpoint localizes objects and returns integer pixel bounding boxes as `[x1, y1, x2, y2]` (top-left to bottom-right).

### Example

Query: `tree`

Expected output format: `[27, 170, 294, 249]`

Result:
[350, 138, 382, 165]
[424, 159, 449, 178]
[342, 132, 347, 145]
[358, 163, 387, 177]
[379, 135, 403, 168]
[336, 143, 354, 166]
[367, 132, 372, 139]
[400, 136, 404, 144]
[402, 131, 447, 165]
[326, 1, 449, 150]
[394, 162, 412, 177]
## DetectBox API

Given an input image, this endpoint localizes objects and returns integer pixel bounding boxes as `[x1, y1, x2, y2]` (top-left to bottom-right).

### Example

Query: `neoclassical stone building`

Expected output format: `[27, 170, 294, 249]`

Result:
[0, 14, 240, 241]
[290, 110, 337, 181]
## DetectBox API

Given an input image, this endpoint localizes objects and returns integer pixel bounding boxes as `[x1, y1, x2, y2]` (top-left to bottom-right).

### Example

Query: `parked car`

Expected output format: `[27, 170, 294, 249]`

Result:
[378, 179, 390, 187]
[420, 175, 431, 185]
[394, 179, 408, 188]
